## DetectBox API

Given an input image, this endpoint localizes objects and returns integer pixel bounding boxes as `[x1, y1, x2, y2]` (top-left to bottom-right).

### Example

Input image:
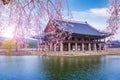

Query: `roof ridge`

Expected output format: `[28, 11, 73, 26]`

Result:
[55, 19, 86, 24]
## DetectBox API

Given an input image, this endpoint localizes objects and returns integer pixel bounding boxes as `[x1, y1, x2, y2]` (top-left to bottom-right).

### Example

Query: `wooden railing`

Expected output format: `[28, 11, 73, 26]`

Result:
[63, 40, 105, 44]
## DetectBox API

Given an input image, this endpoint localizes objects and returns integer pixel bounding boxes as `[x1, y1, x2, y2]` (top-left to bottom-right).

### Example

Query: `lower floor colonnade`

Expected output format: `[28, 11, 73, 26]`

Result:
[38, 40, 106, 52]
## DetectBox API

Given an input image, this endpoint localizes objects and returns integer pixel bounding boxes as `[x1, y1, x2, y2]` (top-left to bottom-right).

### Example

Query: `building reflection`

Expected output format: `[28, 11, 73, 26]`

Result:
[41, 56, 102, 80]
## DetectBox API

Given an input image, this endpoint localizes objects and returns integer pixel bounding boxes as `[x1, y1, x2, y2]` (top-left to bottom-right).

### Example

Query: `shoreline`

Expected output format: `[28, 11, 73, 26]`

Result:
[0, 48, 120, 56]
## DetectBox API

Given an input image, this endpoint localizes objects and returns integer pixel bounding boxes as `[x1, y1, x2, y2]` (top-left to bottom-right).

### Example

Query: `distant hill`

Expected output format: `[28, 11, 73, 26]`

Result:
[0, 37, 38, 44]
[0, 37, 7, 43]
[26, 38, 38, 44]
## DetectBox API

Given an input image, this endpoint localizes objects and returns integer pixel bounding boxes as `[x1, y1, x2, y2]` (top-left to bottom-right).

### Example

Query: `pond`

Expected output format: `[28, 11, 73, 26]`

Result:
[0, 55, 120, 80]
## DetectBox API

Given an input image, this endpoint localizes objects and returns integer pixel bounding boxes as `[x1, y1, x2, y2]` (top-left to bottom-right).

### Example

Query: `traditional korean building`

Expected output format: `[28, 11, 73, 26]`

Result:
[39, 19, 110, 52]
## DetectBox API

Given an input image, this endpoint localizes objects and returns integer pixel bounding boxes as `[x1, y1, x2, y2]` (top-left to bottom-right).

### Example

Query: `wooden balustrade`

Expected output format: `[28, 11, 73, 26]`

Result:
[63, 40, 105, 44]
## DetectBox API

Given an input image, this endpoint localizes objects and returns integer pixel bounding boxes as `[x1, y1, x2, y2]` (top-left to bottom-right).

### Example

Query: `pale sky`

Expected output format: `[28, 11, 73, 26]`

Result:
[67, 0, 120, 40]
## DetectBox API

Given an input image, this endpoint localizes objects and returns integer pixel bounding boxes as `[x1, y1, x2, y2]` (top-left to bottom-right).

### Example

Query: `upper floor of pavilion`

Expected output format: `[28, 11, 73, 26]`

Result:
[44, 19, 110, 41]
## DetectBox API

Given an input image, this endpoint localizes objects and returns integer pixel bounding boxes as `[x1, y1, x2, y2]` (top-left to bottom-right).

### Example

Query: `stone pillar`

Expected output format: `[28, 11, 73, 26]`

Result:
[99, 43, 101, 51]
[49, 43, 52, 51]
[54, 43, 56, 51]
[25, 43, 28, 48]
[94, 43, 97, 51]
[88, 43, 91, 51]
[44, 43, 47, 51]
[37, 43, 40, 51]
[60, 42, 63, 52]
[68, 43, 71, 51]
[104, 38, 107, 51]
[104, 44, 107, 51]
[75, 43, 77, 51]
[82, 43, 84, 51]
[41, 45, 43, 51]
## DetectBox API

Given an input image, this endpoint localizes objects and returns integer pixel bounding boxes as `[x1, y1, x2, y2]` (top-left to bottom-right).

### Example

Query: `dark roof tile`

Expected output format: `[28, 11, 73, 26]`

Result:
[54, 19, 108, 37]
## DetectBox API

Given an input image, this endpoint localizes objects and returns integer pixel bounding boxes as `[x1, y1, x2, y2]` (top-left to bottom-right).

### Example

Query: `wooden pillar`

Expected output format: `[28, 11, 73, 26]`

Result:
[88, 43, 91, 51]
[68, 43, 71, 51]
[82, 43, 84, 51]
[99, 43, 101, 51]
[94, 43, 97, 51]
[75, 43, 77, 51]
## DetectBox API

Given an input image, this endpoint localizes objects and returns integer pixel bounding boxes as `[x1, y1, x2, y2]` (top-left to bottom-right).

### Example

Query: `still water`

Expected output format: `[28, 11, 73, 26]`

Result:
[0, 55, 120, 80]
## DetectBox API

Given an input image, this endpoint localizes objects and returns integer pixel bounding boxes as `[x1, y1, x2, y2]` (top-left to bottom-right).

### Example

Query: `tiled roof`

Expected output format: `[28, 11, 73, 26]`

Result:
[53, 19, 108, 37]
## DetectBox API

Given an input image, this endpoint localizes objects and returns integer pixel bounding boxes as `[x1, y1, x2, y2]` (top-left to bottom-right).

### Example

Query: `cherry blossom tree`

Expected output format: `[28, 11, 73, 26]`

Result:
[0, 0, 72, 51]
[107, 0, 120, 40]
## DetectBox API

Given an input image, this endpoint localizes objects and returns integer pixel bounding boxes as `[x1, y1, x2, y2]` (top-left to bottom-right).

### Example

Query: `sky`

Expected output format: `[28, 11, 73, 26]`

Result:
[0, 0, 120, 40]
[67, 0, 120, 40]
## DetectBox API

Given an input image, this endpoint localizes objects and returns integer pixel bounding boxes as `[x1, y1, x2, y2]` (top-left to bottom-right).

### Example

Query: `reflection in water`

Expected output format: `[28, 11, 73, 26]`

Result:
[0, 55, 120, 80]
[41, 56, 102, 80]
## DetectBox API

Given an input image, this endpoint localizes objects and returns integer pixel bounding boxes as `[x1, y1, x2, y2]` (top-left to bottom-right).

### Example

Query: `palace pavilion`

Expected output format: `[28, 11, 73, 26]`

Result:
[36, 19, 110, 52]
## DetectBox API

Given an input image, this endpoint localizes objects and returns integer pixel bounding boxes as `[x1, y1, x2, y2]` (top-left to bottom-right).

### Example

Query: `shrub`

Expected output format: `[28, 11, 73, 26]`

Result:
[1, 39, 16, 53]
